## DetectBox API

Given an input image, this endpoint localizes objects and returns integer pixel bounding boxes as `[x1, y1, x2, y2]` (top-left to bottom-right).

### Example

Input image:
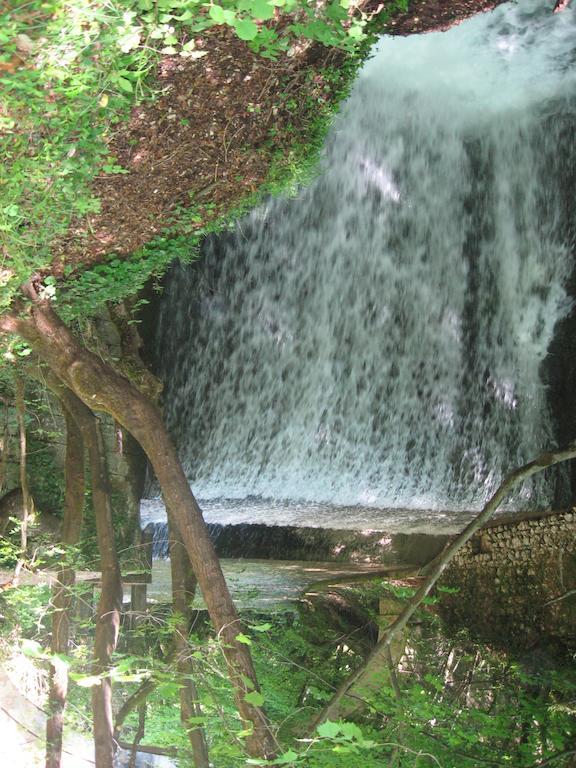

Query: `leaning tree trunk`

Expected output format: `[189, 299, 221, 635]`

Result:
[313, 443, 576, 726]
[0, 286, 277, 759]
[45, 404, 85, 768]
[60, 390, 123, 768]
[169, 510, 210, 768]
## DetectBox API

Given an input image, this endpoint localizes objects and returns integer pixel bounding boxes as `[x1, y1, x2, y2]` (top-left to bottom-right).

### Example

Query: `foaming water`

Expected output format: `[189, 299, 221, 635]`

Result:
[140, 498, 472, 535]
[152, 0, 576, 525]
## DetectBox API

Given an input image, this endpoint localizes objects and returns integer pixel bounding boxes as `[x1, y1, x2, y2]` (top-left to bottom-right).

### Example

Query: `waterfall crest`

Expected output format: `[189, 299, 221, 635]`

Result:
[153, 0, 576, 523]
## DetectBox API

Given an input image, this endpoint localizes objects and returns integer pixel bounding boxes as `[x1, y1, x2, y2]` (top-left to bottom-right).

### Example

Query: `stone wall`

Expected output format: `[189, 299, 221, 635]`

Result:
[440, 510, 576, 654]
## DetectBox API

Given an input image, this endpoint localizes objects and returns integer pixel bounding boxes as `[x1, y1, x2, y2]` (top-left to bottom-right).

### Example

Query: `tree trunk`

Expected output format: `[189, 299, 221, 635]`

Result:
[0, 397, 11, 493]
[2, 289, 276, 759]
[45, 405, 85, 768]
[169, 511, 210, 768]
[13, 375, 32, 584]
[60, 390, 123, 768]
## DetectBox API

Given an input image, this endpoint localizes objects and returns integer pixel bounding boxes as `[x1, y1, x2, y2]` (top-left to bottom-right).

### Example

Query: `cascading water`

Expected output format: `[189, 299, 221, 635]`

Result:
[149, 0, 576, 532]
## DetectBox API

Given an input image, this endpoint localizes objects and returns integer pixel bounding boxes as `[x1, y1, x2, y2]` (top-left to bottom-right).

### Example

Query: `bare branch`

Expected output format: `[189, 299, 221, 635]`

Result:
[314, 442, 576, 724]
[542, 589, 576, 607]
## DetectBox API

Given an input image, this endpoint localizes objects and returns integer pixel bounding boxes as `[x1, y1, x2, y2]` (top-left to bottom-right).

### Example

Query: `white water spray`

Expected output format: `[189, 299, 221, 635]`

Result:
[153, 0, 576, 528]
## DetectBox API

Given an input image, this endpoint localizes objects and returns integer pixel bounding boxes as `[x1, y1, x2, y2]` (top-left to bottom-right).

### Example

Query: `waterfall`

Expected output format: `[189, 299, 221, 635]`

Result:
[152, 0, 576, 528]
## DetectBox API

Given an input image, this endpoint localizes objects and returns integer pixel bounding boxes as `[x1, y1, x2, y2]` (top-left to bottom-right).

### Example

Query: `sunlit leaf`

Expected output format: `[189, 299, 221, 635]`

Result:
[244, 690, 265, 706]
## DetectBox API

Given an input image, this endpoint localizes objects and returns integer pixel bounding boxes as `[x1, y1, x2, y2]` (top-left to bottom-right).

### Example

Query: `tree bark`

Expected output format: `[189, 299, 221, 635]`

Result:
[45, 404, 85, 768]
[13, 375, 32, 585]
[169, 511, 210, 768]
[0, 397, 11, 493]
[2, 288, 276, 759]
[59, 390, 123, 768]
[313, 443, 576, 725]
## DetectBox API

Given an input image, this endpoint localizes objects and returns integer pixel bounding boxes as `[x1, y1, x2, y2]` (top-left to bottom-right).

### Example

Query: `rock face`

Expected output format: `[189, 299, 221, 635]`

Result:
[440, 510, 576, 654]
[0, 488, 26, 535]
[0, 488, 62, 540]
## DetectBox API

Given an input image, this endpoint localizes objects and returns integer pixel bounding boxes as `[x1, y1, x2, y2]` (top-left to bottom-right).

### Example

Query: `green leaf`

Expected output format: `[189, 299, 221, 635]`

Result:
[347, 24, 364, 39]
[244, 690, 265, 707]
[317, 720, 342, 739]
[339, 722, 363, 741]
[251, 622, 272, 632]
[156, 681, 182, 697]
[116, 76, 133, 93]
[274, 750, 299, 764]
[233, 18, 259, 40]
[235, 632, 252, 645]
[209, 4, 227, 23]
[250, 0, 275, 20]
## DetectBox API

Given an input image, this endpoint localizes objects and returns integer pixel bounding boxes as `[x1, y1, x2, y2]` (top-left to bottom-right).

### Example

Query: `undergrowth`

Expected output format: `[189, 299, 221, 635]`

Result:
[1, 0, 407, 319]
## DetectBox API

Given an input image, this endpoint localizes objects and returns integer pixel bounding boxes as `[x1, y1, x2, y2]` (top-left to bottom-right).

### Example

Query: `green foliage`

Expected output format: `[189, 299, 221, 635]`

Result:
[0, 0, 407, 315]
[0, 1, 153, 307]
[0, 534, 20, 569]
[0, 585, 52, 636]
[1, 579, 575, 768]
[115, 0, 401, 61]
[55, 235, 196, 320]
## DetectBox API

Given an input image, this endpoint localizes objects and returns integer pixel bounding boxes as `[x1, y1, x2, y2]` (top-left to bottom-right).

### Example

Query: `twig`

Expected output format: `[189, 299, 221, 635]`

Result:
[116, 739, 180, 758]
[114, 678, 157, 739]
[542, 589, 576, 607]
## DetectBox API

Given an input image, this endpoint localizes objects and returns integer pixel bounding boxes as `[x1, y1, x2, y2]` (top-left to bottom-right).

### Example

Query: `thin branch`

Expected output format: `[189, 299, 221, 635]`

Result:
[114, 679, 157, 739]
[116, 740, 179, 758]
[314, 443, 576, 725]
[542, 589, 576, 607]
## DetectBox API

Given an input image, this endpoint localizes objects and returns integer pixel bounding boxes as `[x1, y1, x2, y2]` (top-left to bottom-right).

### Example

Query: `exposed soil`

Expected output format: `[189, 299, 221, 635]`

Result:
[388, 0, 508, 35]
[55, 29, 343, 273]
[55, 0, 510, 274]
